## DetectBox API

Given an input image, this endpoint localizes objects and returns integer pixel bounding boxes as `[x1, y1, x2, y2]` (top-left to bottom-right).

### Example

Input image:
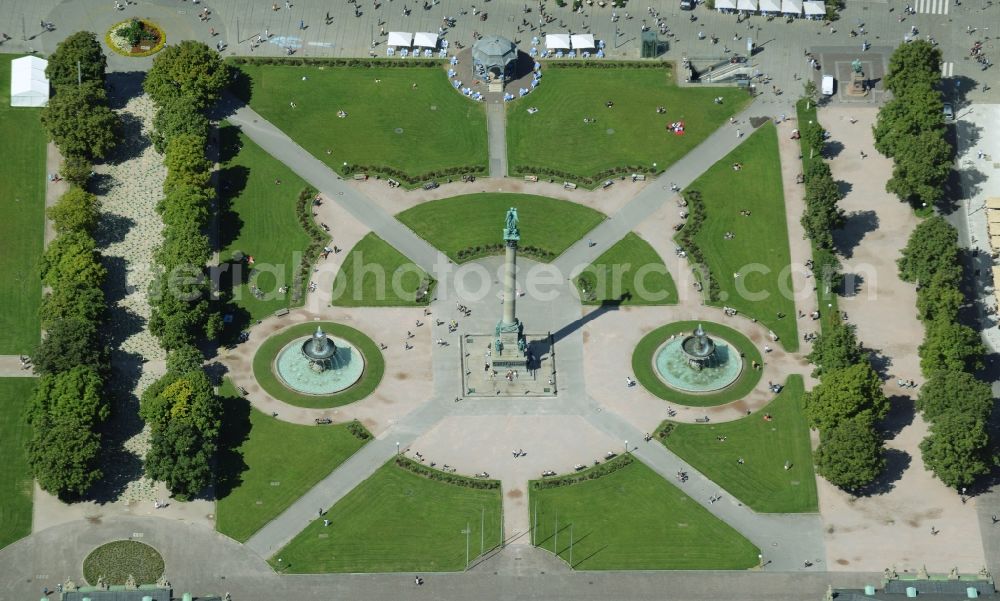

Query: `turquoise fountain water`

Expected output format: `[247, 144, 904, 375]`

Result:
[274, 327, 365, 395]
[653, 325, 743, 393]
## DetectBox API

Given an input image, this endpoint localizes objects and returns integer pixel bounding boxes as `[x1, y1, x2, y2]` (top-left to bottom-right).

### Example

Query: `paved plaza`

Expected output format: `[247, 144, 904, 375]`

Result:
[2, 0, 1000, 599]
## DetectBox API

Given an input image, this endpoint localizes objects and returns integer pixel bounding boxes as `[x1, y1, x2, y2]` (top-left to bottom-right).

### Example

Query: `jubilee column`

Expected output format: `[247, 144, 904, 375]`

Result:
[494, 208, 528, 364]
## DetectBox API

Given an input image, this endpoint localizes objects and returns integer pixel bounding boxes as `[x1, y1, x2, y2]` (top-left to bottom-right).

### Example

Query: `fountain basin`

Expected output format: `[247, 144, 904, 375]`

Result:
[274, 336, 365, 395]
[653, 336, 743, 393]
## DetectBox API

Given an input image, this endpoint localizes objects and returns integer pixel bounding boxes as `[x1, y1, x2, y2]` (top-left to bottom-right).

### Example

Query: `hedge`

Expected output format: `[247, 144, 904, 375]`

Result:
[531, 453, 635, 489]
[292, 186, 330, 303]
[346, 420, 372, 441]
[228, 56, 445, 68]
[672, 189, 720, 301]
[394, 456, 501, 490]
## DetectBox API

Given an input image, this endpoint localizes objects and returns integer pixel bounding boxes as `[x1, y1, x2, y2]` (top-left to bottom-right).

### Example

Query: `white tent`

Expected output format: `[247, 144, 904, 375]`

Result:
[759, 0, 781, 11]
[737, 0, 758, 11]
[413, 31, 439, 48]
[10, 56, 48, 108]
[803, 0, 825, 15]
[781, 0, 802, 14]
[570, 33, 596, 49]
[545, 33, 571, 50]
[387, 31, 413, 47]
[715, 0, 737, 9]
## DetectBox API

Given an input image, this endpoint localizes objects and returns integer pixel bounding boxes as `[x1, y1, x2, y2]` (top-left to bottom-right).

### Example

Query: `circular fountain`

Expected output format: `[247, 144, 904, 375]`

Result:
[274, 326, 365, 395]
[653, 324, 743, 393]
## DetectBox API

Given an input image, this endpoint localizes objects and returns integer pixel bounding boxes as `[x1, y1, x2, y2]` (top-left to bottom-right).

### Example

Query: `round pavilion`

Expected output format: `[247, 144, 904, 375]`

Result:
[472, 35, 518, 83]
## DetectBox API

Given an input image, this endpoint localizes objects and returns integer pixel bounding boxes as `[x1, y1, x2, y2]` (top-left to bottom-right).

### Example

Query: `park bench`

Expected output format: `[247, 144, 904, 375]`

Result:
[631, 174, 646, 182]
[523, 175, 538, 182]
[563, 182, 577, 190]
[238, 386, 249, 397]
[273, 308, 290, 317]
[353, 173, 368, 181]
[695, 417, 711, 423]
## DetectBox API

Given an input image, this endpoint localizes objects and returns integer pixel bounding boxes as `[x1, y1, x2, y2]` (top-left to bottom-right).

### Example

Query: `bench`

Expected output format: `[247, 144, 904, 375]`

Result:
[631, 173, 646, 182]
[273, 308, 290, 317]
[563, 182, 577, 190]
[695, 417, 711, 423]
[238, 386, 249, 397]
[523, 175, 538, 182]
[353, 173, 368, 181]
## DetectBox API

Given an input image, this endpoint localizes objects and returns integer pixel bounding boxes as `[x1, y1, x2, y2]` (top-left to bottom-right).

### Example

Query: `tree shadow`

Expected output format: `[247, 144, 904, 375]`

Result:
[824, 140, 845, 158]
[879, 394, 915, 440]
[107, 110, 152, 165]
[867, 348, 893, 381]
[217, 166, 249, 250]
[839, 272, 865, 297]
[855, 448, 911, 497]
[835, 179, 853, 198]
[93, 213, 136, 249]
[227, 68, 254, 104]
[105, 71, 147, 110]
[833, 210, 878, 260]
[214, 386, 253, 500]
[89, 172, 116, 196]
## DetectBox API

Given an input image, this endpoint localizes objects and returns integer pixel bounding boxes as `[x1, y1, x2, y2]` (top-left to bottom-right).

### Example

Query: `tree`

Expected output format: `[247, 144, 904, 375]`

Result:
[801, 120, 825, 159]
[149, 274, 210, 350]
[45, 31, 107, 89]
[806, 321, 865, 377]
[33, 317, 103, 375]
[916, 370, 993, 423]
[916, 267, 964, 322]
[47, 187, 100, 234]
[801, 171, 843, 249]
[920, 412, 991, 489]
[157, 184, 212, 227]
[163, 133, 211, 193]
[40, 81, 119, 160]
[151, 96, 209, 154]
[918, 318, 985, 373]
[814, 416, 885, 491]
[802, 80, 818, 109]
[805, 362, 889, 432]
[143, 41, 229, 111]
[885, 40, 942, 94]
[204, 312, 224, 340]
[872, 90, 944, 159]
[804, 158, 832, 185]
[60, 154, 93, 188]
[39, 281, 106, 329]
[165, 344, 205, 375]
[144, 419, 214, 500]
[140, 368, 221, 438]
[897, 217, 959, 284]
[40, 231, 106, 289]
[885, 128, 953, 206]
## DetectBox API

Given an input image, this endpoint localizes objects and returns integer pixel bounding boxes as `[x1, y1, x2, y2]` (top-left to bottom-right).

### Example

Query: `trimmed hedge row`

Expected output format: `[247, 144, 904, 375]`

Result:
[292, 186, 330, 304]
[394, 456, 501, 490]
[656, 422, 676, 440]
[531, 453, 634, 489]
[228, 56, 445, 68]
[346, 421, 372, 441]
[509, 164, 658, 189]
[673, 189, 720, 301]
[456, 243, 554, 262]
[540, 60, 668, 71]
[344, 163, 487, 187]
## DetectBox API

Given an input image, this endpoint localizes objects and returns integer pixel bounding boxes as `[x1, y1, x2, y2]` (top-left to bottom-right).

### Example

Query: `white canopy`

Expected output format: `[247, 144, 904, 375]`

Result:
[715, 0, 737, 9]
[737, 0, 758, 11]
[570, 33, 596, 49]
[413, 32, 438, 48]
[759, 0, 781, 11]
[387, 31, 413, 47]
[803, 0, 825, 15]
[781, 0, 802, 13]
[10, 56, 48, 108]
[545, 33, 571, 50]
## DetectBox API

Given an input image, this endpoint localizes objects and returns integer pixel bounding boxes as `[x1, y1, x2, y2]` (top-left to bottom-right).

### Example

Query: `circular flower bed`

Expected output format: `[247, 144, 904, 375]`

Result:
[251, 322, 384, 409]
[105, 18, 166, 57]
[83, 540, 164, 586]
[631, 320, 763, 407]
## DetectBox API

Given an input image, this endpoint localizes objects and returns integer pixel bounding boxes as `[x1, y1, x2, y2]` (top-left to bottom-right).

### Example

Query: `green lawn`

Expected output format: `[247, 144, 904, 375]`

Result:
[331, 233, 435, 307]
[219, 125, 314, 322]
[235, 63, 488, 183]
[215, 379, 368, 542]
[271, 460, 502, 572]
[0, 55, 46, 354]
[632, 320, 763, 407]
[0, 378, 35, 550]
[396, 193, 605, 263]
[529, 458, 759, 570]
[574, 232, 676, 305]
[507, 66, 749, 183]
[685, 122, 799, 350]
[659, 375, 817, 513]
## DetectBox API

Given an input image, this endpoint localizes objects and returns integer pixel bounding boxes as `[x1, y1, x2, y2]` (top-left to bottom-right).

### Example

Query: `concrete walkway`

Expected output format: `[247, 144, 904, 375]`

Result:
[0, 355, 36, 377]
[486, 101, 508, 178]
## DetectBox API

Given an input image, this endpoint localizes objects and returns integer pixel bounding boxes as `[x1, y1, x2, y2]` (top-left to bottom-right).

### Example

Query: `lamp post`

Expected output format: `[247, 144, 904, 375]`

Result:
[624, 440, 628, 455]
[396, 441, 400, 455]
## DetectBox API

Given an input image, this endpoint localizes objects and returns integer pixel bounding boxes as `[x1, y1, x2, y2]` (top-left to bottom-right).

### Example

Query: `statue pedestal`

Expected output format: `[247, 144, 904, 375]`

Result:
[847, 72, 868, 97]
[488, 81, 503, 93]
[461, 333, 555, 397]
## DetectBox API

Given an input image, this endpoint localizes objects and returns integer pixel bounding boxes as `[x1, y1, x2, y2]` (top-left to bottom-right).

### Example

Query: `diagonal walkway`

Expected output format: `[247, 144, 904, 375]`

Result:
[217, 95, 448, 275]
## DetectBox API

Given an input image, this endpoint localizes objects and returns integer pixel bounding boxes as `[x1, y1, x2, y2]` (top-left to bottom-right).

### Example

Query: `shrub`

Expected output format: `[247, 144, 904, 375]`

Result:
[531, 453, 634, 489]
[394, 456, 500, 489]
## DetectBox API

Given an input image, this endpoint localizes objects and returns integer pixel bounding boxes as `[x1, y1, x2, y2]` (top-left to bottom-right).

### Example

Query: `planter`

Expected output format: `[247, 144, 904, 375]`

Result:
[105, 18, 166, 57]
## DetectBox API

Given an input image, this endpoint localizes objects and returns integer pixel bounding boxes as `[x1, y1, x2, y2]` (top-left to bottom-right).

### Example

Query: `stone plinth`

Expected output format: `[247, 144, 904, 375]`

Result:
[461, 334, 555, 397]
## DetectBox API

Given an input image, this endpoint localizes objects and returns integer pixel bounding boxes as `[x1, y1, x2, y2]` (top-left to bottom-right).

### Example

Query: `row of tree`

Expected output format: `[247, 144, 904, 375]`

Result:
[873, 41, 952, 208]
[26, 33, 115, 498]
[141, 41, 229, 500]
[898, 217, 991, 489]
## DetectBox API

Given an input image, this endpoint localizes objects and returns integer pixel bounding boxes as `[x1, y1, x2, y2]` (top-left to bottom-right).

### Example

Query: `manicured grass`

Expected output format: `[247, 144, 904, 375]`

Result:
[271, 460, 503, 572]
[0, 379, 34, 550]
[574, 232, 676, 305]
[529, 457, 759, 570]
[215, 379, 369, 542]
[331, 233, 435, 307]
[0, 55, 46, 354]
[235, 64, 488, 182]
[396, 193, 605, 263]
[796, 99, 839, 336]
[251, 322, 384, 409]
[632, 321, 763, 407]
[659, 375, 818, 513]
[83, 540, 164, 585]
[507, 65, 749, 183]
[684, 122, 799, 351]
[219, 125, 314, 322]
